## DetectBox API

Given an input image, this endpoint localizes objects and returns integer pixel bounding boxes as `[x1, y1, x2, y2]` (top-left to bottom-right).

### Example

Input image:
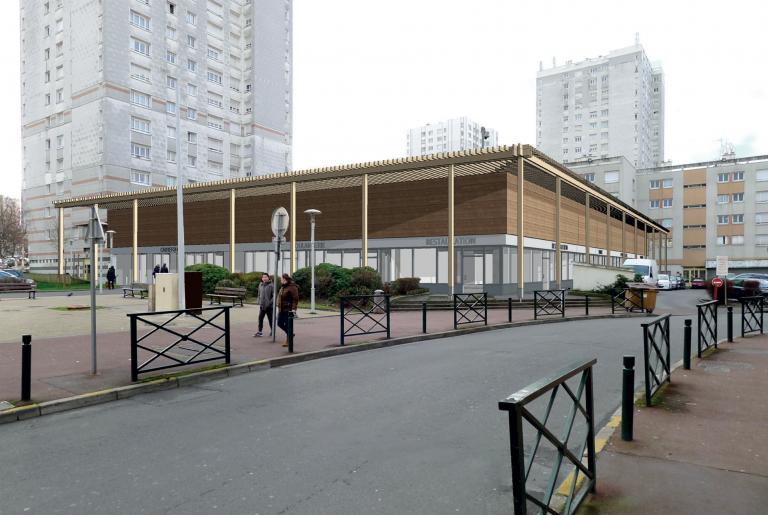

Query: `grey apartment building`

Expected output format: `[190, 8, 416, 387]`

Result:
[406, 117, 499, 157]
[536, 43, 664, 169]
[570, 154, 768, 279]
[20, 0, 292, 272]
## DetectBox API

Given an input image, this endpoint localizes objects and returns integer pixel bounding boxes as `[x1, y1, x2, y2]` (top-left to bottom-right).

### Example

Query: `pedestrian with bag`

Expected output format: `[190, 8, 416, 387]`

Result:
[254, 273, 274, 337]
[277, 273, 299, 347]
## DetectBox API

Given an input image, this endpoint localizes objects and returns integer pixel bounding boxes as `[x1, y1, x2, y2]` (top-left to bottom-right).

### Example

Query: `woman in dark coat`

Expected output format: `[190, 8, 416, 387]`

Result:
[277, 273, 299, 347]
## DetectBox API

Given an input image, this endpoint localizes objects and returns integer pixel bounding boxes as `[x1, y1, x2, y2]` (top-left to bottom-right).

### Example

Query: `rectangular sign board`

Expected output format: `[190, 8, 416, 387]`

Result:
[715, 255, 729, 276]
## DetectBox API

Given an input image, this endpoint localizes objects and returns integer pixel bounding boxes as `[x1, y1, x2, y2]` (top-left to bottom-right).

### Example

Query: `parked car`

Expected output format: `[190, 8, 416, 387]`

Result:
[1, 269, 23, 279]
[707, 274, 765, 302]
[657, 274, 672, 290]
[691, 277, 707, 289]
[0, 270, 35, 285]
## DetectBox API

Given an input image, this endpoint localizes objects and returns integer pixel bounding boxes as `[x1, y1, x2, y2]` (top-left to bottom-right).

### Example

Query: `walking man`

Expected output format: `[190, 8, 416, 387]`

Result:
[254, 273, 274, 337]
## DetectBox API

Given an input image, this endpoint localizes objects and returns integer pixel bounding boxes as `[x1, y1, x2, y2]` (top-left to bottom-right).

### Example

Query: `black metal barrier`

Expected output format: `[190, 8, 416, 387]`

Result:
[499, 359, 597, 515]
[696, 300, 718, 357]
[610, 288, 646, 314]
[740, 296, 764, 337]
[533, 289, 566, 319]
[128, 306, 231, 382]
[339, 294, 391, 346]
[641, 314, 671, 406]
[453, 293, 488, 329]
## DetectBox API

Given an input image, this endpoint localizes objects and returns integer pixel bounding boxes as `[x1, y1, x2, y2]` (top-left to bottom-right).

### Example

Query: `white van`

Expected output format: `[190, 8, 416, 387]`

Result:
[622, 258, 659, 286]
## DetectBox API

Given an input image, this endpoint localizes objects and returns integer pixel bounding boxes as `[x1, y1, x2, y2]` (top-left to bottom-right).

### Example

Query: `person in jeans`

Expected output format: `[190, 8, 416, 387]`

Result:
[254, 273, 274, 337]
[277, 273, 299, 347]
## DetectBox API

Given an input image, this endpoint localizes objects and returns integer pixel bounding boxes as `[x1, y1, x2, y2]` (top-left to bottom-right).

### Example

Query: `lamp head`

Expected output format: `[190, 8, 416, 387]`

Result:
[304, 209, 322, 217]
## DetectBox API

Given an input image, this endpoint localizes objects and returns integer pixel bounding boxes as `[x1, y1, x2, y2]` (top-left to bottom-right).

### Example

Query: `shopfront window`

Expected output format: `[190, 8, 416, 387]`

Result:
[414, 248, 436, 283]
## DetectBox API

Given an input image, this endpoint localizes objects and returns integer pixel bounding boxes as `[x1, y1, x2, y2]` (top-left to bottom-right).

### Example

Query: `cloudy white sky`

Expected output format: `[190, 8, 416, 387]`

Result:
[2, 0, 767, 199]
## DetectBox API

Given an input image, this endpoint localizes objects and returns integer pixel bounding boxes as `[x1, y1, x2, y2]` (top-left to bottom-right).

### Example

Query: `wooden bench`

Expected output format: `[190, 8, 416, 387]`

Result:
[207, 286, 247, 307]
[0, 282, 37, 299]
[123, 283, 149, 299]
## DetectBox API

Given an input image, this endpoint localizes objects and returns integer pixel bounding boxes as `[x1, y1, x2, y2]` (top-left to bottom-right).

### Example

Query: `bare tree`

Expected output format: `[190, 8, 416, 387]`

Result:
[0, 196, 26, 257]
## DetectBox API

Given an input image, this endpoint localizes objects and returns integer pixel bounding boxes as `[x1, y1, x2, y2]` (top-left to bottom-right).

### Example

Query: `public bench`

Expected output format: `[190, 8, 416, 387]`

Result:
[123, 283, 149, 299]
[207, 287, 247, 307]
[0, 282, 37, 299]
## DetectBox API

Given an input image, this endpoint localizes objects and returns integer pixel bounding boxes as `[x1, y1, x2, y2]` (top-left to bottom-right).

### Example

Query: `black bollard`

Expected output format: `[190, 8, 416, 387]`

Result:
[422, 302, 427, 334]
[508, 297, 512, 323]
[585, 295, 590, 316]
[287, 314, 294, 354]
[21, 335, 32, 402]
[683, 319, 692, 370]
[621, 355, 635, 441]
[727, 306, 733, 343]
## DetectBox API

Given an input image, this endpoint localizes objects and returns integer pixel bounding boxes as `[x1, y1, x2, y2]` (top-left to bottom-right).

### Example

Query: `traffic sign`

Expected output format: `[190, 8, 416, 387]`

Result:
[711, 277, 724, 288]
[271, 207, 289, 238]
[715, 256, 729, 276]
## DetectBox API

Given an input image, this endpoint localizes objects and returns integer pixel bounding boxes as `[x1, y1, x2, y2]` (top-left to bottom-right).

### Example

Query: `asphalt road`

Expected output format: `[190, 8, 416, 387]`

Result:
[1, 288, 727, 515]
[1, 308, 706, 515]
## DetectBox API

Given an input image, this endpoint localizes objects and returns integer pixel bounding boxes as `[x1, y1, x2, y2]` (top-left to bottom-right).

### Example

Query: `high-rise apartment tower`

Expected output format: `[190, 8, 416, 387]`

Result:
[406, 117, 499, 157]
[536, 43, 663, 169]
[20, 0, 292, 272]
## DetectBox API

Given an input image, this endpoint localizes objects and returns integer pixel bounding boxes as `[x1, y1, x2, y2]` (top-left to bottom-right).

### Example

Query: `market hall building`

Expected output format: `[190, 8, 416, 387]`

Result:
[54, 145, 669, 297]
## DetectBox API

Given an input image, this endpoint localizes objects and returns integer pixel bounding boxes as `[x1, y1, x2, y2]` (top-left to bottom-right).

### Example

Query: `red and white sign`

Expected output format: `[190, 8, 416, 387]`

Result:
[711, 277, 724, 288]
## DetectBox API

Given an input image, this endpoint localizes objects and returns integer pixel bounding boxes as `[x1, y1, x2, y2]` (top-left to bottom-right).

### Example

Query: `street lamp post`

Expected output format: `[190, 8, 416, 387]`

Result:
[304, 209, 321, 314]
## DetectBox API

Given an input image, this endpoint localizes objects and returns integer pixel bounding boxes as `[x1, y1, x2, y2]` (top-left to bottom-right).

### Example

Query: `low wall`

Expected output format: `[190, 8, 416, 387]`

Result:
[572, 263, 633, 291]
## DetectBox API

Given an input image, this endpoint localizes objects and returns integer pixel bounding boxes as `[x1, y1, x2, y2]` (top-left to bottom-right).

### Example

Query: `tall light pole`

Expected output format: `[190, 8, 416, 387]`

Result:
[304, 209, 321, 314]
[175, 80, 186, 310]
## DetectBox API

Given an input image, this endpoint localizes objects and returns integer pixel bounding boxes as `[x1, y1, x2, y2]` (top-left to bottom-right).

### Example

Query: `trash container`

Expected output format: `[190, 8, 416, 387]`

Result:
[625, 284, 658, 313]
[373, 289, 385, 314]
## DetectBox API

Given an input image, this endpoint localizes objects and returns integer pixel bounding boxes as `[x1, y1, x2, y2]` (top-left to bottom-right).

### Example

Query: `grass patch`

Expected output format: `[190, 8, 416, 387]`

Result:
[297, 300, 339, 312]
[635, 383, 668, 407]
[139, 363, 229, 383]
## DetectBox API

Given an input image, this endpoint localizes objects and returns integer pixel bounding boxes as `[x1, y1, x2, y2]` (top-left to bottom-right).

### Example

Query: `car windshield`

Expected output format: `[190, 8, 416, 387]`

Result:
[627, 264, 650, 276]
[658, 274, 669, 281]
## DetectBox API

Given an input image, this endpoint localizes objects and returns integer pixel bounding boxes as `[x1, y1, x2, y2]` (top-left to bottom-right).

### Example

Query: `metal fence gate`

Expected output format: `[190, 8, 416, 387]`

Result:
[128, 306, 231, 381]
[641, 314, 671, 406]
[453, 293, 488, 329]
[740, 296, 764, 337]
[533, 289, 566, 319]
[696, 300, 718, 357]
[339, 294, 391, 346]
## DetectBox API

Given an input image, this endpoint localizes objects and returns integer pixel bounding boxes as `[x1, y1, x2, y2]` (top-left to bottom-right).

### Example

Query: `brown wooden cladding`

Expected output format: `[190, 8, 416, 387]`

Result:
[560, 196, 585, 246]
[295, 188, 362, 241]
[522, 180, 556, 241]
[106, 171, 649, 249]
[683, 248, 706, 267]
[235, 193, 291, 244]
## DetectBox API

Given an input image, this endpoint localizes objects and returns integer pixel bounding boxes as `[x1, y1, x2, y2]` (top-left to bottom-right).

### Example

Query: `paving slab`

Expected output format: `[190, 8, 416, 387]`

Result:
[578, 335, 768, 514]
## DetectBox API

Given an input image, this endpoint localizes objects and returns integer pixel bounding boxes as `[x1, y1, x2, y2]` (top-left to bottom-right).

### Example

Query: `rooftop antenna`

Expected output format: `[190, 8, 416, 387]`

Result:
[635, 32, 640, 45]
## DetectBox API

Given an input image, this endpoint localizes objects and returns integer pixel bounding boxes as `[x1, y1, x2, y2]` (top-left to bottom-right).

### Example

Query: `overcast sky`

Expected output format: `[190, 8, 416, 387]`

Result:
[2, 0, 767, 199]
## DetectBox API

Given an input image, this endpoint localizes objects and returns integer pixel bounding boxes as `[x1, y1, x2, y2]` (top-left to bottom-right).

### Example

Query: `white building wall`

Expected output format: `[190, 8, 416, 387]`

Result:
[406, 117, 499, 157]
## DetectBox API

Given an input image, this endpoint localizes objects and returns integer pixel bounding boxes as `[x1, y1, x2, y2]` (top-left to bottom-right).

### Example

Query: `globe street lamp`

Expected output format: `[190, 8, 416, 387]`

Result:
[304, 209, 321, 313]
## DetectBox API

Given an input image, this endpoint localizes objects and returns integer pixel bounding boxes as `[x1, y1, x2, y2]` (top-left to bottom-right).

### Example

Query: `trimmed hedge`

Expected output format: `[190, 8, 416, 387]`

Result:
[293, 264, 382, 302]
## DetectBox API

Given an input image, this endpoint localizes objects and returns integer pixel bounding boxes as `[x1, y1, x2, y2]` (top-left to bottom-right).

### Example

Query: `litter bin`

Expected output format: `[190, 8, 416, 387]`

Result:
[373, 289, 385, 314]
[625, 284, 658, 313]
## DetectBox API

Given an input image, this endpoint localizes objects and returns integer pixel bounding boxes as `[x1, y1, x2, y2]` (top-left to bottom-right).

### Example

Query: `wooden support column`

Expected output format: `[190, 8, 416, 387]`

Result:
[605, 205, 611, 267]
[132, 199, 138, 282]
[621, 212, 626, 259]
[58, 207, 65, 275]
[516, 158, 525, 299]
[634, 218, 638, 257]
[229, 189, 236, 272]
[290, 181, 297, 273]
[362, 174, 368, 267]
[584, 193, 591, 265]
[644, 224, 648, 258]
[448, 164, 455, 295]
[555, 178, 562, 288]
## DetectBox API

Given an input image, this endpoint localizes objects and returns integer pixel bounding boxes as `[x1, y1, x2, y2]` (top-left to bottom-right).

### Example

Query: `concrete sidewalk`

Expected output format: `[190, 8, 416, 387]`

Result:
[0, 301, 612, 405]
[578, 334, 768, 514]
